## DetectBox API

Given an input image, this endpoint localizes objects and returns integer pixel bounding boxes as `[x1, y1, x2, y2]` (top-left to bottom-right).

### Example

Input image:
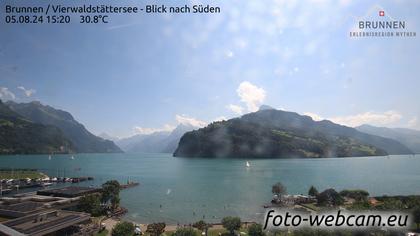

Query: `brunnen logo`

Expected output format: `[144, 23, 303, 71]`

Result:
[350, 10, 416, 38]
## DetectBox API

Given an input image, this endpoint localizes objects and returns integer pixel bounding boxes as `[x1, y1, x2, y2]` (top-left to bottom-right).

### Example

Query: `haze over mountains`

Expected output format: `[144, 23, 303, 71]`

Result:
[174, 106, 413, 158]
[116, 123, 197, 153]
[3, 100, 122, 154]
[356, 124, 420, 153]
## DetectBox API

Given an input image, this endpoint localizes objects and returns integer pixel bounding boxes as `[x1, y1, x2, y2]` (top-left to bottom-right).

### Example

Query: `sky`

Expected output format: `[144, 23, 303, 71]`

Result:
[1, 0, 419, 138]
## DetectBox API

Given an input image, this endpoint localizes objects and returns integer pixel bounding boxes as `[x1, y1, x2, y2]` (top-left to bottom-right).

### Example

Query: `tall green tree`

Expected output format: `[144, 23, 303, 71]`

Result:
[272, 182, 287, 198]
[221, 216, 241, 235]
[248, 224, 265, 236]
[308, 186, 318, 197]
[112, 221, 135, 236]
[102, 180, 121, 209]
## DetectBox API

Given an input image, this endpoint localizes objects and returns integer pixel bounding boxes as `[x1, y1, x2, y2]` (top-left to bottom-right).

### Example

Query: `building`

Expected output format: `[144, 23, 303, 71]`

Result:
[0, 210, 90, 236]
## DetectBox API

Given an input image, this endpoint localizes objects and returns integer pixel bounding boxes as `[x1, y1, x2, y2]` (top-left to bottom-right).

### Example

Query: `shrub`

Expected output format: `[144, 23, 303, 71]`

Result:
[112, 221, 135, 236]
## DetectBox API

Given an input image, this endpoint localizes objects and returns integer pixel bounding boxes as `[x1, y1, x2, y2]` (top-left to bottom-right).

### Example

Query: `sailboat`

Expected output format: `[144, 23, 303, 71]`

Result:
[70, 155, 75, 160]
[48, 155, 51, 160]
[246, 161, 251, 168]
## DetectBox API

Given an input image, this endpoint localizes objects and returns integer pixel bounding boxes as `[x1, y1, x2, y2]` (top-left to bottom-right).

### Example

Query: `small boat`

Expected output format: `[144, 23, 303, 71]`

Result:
[48, 155, 52, 160]
[246, 161, 251, 167]
[70, 156, 75, 160]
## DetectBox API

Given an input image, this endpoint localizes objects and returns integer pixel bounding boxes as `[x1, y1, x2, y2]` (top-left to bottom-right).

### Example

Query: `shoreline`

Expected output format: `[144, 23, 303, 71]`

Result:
[102, 217, 257, 234]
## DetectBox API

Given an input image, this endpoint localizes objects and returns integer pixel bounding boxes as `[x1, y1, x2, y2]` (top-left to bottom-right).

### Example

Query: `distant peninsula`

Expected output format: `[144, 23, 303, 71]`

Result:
[174, 107, 413, 158]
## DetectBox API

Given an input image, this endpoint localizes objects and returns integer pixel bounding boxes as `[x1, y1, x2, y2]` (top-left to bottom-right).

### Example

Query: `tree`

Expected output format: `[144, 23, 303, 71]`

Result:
[308, 186, 318, 197]
[78, 194, 102, 216]
[413, 207, 420, 231]
[317, 188, 344, 206]
[272, 182, 287, 198]
[112, 221, 135, 236]
[193, 220, 211, 236]
[339, 189, 369, 201]
[102, 180, 121, 209]
[248, 224, 265, 236]
[172, 227, 198, 236]
[146, 222, 166, 236]
[111, 195, 121, 210]
[222, 216, 241, 235]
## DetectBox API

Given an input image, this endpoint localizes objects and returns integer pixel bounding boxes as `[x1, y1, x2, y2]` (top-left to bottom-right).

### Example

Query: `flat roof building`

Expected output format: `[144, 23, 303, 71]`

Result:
[37, 186, 100, 198]
[1, 210, 90, 236]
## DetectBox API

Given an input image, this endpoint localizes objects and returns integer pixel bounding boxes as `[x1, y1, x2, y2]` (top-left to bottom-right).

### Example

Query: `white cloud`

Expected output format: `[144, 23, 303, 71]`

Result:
[134, 124, 175, 135]
[17, 86, 36, 97]
[132, 114, 207, 136]
[408, 117, 418, 128]
[304, 112, 323, 121]
[236, 81, 266, 112]
[212, 116, 227, 122]
[175, 114, 207, 127]
[0, 87, 16, 100]
[330, 111, 402, 127]
[226, 104, 244, 115]
[225, 50, 234, 58]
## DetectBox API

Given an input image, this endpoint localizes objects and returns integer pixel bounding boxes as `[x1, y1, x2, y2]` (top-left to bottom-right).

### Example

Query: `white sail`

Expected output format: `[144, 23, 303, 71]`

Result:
[246, 161, 250, 167]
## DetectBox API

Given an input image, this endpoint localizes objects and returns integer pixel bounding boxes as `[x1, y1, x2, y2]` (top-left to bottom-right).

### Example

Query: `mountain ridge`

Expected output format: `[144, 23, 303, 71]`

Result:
[6, 101, 122, 153]
[117, 123, 197, 153]
[174, 108, 412, 158]
[356, 124, 420, 153]
[0, 100, 74, 154]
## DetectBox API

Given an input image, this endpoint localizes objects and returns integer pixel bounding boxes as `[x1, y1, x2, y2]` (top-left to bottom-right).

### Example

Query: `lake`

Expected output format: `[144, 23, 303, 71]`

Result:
[0, 153, 419, 224]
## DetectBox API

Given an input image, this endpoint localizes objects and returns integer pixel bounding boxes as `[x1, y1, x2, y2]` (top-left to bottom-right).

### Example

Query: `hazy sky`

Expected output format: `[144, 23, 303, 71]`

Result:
[1, 0, 419, 137]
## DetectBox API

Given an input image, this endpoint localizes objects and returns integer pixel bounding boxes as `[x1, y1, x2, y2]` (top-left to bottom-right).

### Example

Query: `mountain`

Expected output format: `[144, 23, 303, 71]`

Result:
[174, 109, 413, 158]
[356, 124, 420, 153]
[98, 132, 119, 142]
[125, 131, 171, 153]
[6, 101, 122, 153]
[259, 104, 275, 111]
[117, 124, 197, 153]
[161, 124, 196, 153]
[0, 100, 74, 154]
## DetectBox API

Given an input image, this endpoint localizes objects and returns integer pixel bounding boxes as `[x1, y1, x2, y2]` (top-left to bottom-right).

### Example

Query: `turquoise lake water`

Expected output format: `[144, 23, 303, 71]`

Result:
[0, 153, 419, 224]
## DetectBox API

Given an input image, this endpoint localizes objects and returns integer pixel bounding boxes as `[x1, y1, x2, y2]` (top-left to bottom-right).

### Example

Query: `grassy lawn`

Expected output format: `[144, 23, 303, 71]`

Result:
[94, 229, 108, 236]
[299, 203, 321, 211]
[0, 170, 44, 179]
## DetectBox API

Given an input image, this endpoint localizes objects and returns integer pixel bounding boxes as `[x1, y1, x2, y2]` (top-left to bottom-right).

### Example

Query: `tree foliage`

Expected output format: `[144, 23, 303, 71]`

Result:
[339, 189, 369, 201]
[146, 222, 166, 236]
[172, 227, 198, 236]
[247, 224, 265, 236]
[111, 221, 135, 236]
[317, 188, 344, 206]
[308, 186, 318, 197]
[78, 194, 102, 216]
[221, 216, 241, 235]
[272, 182, 287, 197]
[102, 180, 121, 209]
